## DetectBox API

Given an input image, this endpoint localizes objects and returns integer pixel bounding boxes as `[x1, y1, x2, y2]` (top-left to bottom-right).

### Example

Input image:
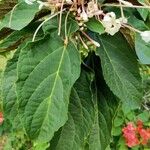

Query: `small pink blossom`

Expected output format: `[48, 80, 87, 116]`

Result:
[0, 112, 4, 124]
[122, 122, 139, 147]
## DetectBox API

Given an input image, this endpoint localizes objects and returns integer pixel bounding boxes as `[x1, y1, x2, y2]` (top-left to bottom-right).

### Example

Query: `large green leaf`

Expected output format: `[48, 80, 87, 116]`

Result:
[0, 2, 39, 30]
[16, 35, 81, 143]
[135, 33, 150, 64]
[49, 70, 95, 150]
[95, 33, 142, 110]
[49, 68, 118, 150]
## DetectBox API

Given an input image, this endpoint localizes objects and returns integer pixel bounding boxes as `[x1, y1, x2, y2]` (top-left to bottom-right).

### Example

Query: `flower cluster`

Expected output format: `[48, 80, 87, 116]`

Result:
[0, 112, 4, 124]
[76, 1, 103, 22]
[24, 0, 150, 44]
[122, 120, 150, 148]
[122, 122, 139, 147]
[102, 12, 127, 36]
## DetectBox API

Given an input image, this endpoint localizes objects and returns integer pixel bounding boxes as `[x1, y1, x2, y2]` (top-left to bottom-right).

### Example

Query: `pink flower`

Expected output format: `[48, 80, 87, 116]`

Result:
[122, 122, 139, 147]
[0, 112, 4, 124]
[122, 120, 150, 147]
[138, 128, 150, 145]
[137, 120, 150, 145]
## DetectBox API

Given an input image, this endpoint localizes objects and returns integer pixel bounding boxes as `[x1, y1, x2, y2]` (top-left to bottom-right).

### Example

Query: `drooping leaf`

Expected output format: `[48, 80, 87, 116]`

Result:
[88, 89, 117, 150]
[0, 2, 39, 30]
[49, 67, 119, 150]
[135, 33, 150, 64]
[16, 35, 81, 143]
[95, 32, 142, 110]
[49, 70, 95, 150]
[88, 61, 119, 150]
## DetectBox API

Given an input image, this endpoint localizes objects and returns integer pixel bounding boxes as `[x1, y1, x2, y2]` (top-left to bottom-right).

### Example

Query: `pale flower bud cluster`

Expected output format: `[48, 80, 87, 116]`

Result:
[24, 0, 150, 43]
[87, 2, 103, 18]
[78, 1, 103, 22]
[79, 10, 88, 22]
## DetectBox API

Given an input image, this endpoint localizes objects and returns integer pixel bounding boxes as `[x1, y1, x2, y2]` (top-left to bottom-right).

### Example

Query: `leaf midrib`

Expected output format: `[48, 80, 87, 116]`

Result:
[21, 46, 64, 93]
[38, 45, 67, 139]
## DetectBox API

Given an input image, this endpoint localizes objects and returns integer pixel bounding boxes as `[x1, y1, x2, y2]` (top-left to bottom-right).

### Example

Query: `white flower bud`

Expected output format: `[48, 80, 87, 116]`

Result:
[66, 0, 73, 4]
[80, 11, 88, 22]
[140, 31, 150, 43]
[92, 40, 100, 47]
[77, 8, 81, 14]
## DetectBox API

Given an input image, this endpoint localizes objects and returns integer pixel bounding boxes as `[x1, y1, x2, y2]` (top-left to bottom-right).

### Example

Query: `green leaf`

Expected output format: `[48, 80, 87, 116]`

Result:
[33, 143, 50, 150]
[137, 0, 150, 21]
[137, 8, 149, 21]
[0, 2, 39, 30]
[126, 111, 135, 120]
[95, 32, 142, 110]
[117, 137, 128, 150]
[135, 33, 150, 64]
[128, 16, 148, 30]
[114, 117, 124, 127]
[16, 35, 81, 143]
[137, 110, 150, 122]
[112, 126, 122, 136]
[49, 70, 95, 150]
[88, 81, 118, 150]
[49, 68, 119, 150]
[86, 18, 105, 34]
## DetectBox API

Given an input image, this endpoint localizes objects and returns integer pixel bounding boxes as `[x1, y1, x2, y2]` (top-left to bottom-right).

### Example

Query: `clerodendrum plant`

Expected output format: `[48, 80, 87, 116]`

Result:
[0, 0, 150, 149]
